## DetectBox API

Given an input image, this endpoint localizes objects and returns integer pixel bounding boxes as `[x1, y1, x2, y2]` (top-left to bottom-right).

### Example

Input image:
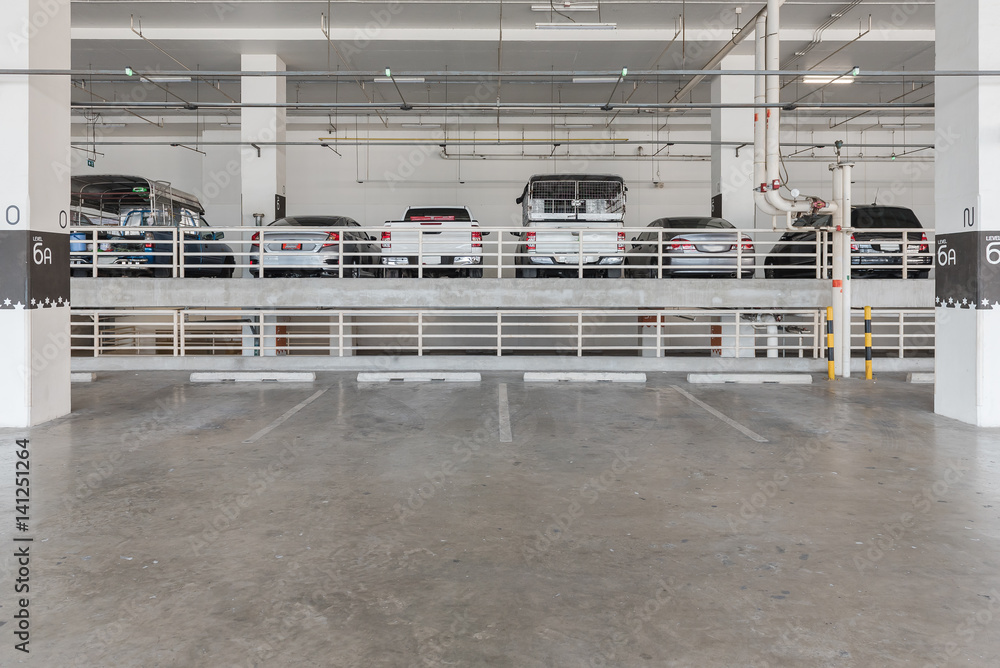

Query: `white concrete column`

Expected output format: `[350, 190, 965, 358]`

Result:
[241, 54, 286, 226]
[934, 0, 1000, 426]
[711, 54, 755, 228]
[0, 0, 72, 427]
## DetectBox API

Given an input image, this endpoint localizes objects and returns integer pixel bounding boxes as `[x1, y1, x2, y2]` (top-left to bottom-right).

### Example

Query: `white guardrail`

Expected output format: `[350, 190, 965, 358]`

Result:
[67, 225, 935, 280]
[69, 307, 934, 360]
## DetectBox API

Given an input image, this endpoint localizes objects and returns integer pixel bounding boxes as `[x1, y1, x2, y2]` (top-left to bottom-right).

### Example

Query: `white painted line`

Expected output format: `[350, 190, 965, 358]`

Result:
[357, 372, 481, 382]
[498, 383, 513, 442]
[908, 372, 934, 384]
[191, 372, 316, 383]
[687, 373, 813, 385]
[71, 372, 95, 383]
[523, 372, 646, 383]
[242, 388, 328, 444]
[670, 384, 769, 443]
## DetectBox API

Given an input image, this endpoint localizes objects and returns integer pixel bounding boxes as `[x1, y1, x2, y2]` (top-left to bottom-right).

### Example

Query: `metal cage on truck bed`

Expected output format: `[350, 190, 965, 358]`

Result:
[517, 174, 626, 224]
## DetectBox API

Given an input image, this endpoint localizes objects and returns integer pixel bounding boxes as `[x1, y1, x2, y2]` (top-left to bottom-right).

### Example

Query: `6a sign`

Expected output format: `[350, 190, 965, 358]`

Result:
[938, 239, 956, 267]
[31, 236, 52, 265]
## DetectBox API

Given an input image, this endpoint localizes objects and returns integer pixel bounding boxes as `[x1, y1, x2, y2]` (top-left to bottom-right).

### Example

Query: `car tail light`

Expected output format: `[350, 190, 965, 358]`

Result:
[144, 231, 154, 250]
[322, 231, 340, 249]
[850, 233, 858, 252]
[670, 236, 694, 251]
[617, 231, 626, 252]
[471, 230, 483, 248]
[251, 231, 260, 248]
[381, 230, 391, 248]
[526, 231, 536, 252]
[731, 235, 754, 251]
[919, 232, 928, 253]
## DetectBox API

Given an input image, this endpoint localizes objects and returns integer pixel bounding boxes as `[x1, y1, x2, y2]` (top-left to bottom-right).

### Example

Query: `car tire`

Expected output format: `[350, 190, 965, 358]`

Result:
[606, 268, 622, 278]
[385, 268, 401, 278]
[152, 267, 171, 278]
[223, 258, 235, 278]
[467, 268, 483, 278]
[911, 270, 930, 279]
[516, 267, 537, 278]
[347, 264, 362, 278]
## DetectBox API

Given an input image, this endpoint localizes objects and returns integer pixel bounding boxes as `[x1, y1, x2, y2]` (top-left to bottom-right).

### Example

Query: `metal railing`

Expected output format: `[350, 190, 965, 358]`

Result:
[68, 225, 936, 280]
[69, 307, 932, 360]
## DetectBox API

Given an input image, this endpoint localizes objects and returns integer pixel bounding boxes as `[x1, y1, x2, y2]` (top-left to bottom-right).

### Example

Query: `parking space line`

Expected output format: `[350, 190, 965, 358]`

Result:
[242, 388, 329, 444]
[670, 385, 769, 443]
[498, 383, 513, 442]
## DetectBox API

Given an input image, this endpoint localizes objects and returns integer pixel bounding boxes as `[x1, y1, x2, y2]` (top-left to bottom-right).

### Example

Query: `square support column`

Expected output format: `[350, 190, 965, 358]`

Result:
[711, 54, 756, 228]
[0, 0, 72, 427]
[934, 0, 1000, 426]
[241, 54, 286, 228]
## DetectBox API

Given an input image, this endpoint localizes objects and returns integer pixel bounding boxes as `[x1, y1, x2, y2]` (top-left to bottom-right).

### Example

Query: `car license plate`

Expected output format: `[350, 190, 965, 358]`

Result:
[880, 244, 900, 253]
[282, 243, 302, 251]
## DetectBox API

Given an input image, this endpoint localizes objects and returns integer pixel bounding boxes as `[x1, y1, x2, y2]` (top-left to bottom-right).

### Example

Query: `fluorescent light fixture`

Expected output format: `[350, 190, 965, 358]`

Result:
[554, 123, 594, 129]
[400, 123, 441, 128]
[531, 3, 598, 11]
[881, 123, 922, 129]
[144, 76, 192, 83]
[96, 123, 126, 128]
[572, 77, 620, 83]
[802, 75, 855, 85]
[374, 76, 425, 83]
[535, 22, 616, 30]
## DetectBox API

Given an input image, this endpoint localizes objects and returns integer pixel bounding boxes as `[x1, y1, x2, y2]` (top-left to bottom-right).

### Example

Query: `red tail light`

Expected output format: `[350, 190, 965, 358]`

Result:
[617, 231, 626, 253]
[471, 230, 483, 248]
[144, 231, 154, 251]
[322, 231, 340, 249]
[670, 236, 694, 251]
[919, 232, 928, 253]
[850, 233, 858, 252]
[731, 235, 754, 252]
[251, 231, 260, 248]
[526, 231, 536, 252]
[381, 231, 391, 248]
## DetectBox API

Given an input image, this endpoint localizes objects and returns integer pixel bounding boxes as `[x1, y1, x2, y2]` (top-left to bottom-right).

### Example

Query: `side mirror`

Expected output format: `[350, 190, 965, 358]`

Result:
[480, 230, 491, 236]
[213, 231, 224, 240]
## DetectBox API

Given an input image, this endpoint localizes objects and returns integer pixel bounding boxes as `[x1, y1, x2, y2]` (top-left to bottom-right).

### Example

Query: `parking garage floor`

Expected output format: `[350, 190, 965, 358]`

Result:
[2, 372, 999, 667]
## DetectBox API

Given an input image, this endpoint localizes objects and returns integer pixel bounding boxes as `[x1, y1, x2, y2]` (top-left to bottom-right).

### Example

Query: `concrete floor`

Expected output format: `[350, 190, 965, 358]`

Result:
[2, 372, 1000, 667]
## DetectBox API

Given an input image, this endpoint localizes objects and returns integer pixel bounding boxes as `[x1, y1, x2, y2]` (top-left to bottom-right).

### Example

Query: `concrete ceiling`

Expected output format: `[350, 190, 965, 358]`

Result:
[68, 0, 937, 130]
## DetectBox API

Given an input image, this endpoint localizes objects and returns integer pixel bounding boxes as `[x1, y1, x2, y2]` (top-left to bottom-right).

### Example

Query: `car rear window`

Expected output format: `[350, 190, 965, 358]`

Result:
[853, 207, 922, 228]
[404, 208, 472, 221]
[271, 216, 351, 227]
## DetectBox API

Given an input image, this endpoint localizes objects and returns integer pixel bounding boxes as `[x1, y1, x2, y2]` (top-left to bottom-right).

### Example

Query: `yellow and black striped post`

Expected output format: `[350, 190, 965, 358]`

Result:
[826, 306, 835, 380]
[864, 306, 873, 380]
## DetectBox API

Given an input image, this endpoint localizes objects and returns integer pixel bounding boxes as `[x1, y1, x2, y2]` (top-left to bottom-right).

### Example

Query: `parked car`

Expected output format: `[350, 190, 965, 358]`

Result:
[764, 205, 931, 278]
[69, 211, 108, 277]
[626, 217, 754, 278]
[107, 209, 236, 277]
[250, 215, 381, 277]
[380, 206, 487, 277]
[513, 174, 626, 277]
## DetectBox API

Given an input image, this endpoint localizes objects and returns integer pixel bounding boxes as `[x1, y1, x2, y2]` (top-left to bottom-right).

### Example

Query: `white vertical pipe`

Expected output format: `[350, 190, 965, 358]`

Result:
[830, 163, 845, 377]
[840, 163, 853, 378]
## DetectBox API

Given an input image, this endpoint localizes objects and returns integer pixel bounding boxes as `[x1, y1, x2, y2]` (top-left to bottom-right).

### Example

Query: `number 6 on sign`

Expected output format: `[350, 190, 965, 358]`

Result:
[32, 242, 52, 265]
[938, 243, 956, 267]
[987, 242, 1000, 266]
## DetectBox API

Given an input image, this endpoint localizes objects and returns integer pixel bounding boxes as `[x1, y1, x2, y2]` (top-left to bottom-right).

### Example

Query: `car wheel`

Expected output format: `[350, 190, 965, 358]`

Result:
[347, 264, 362, 278]
[467, 268, 483, 278]
[152, 267, 171, 278]
[70, 268, 88, 278]
[385, 268, 401, 278]
[223, 258, 235, 278]
[516, 267, 537, 278]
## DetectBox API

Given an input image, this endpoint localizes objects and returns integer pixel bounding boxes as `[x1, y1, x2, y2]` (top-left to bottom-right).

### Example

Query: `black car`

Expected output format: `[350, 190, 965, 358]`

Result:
[249, 216, 381, 277]
[764, 205, 931, 279]
[626, 217, 755, 278]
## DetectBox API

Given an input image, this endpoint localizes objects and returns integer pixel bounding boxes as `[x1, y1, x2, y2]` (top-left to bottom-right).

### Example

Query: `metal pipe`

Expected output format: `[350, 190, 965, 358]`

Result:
[754, 12, 781, 216]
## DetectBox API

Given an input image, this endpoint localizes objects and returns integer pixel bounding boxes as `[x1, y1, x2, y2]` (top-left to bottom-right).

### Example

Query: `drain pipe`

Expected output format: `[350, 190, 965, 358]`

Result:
[754, 12, 781, 218]
[755, 0, 838, 225]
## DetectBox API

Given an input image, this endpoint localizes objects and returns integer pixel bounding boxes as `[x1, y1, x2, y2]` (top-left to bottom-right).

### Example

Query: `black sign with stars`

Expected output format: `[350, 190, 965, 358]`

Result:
[0, 230, 70, 310]
[935, 231, 1000, 310]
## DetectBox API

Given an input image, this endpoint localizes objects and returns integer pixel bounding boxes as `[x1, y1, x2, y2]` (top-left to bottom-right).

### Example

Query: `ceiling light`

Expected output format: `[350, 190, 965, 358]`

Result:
[400, 123, 441, 129]
[531, 3, 598, 11]
[374, 77, 425, 83]
[554, 123, 594, 129]
[535, 22, 617, 30]
[572, 77, 620, 83]
[802, 76, 855, 85]
[96, 122, 126, 128]
[144, 76, 192, 83]
[881, 123, 922, 129]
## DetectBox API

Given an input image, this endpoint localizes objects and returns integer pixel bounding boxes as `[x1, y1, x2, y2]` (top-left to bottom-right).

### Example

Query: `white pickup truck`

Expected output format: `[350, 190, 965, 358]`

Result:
[514, 174, 627, 278]
[380, 206, 487, 277]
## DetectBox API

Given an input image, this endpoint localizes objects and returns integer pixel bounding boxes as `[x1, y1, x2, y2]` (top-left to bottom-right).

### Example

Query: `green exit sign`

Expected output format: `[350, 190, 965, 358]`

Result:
[87, 159, 95, 167]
